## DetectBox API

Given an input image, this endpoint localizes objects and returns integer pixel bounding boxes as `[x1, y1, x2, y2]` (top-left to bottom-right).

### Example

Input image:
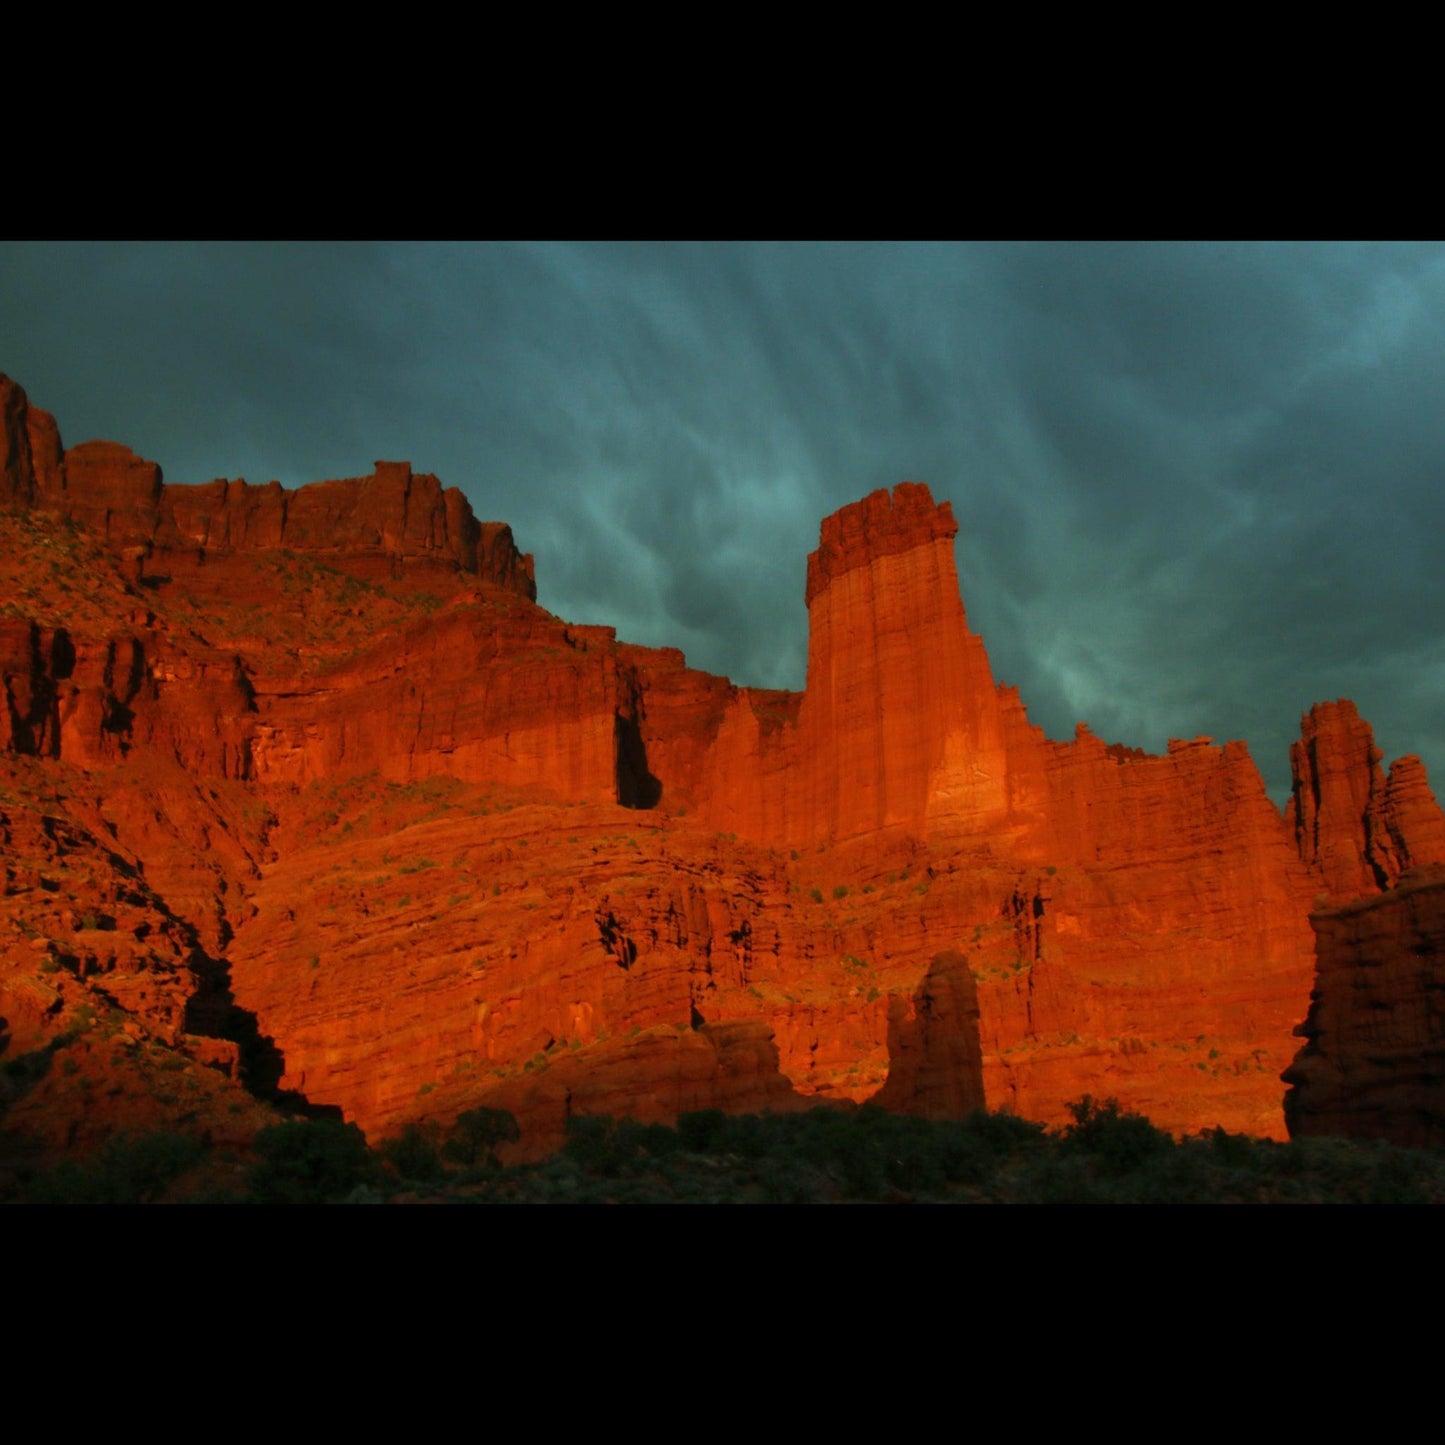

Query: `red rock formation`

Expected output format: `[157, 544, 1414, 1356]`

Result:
[1380, 755, 1445, 879]
[1278, 712, 1445, 1147]
[0, 375, 58, 510]
[0, 622, 62, 756]
[60, 441, 164, 545]
[9, 375, 1445, 1165]
[872, 950, 986, 1119]
[0, 754, 279, 1165]
[26, 403, 65, 504]
[153, 465, 535, 598]
[1283, 700, 1445, 901]
[439, 1022, 808, 1164]
[243, 608, 631, 799]
[0, 375, 35, 507]
[975, 731, 1323, 1140]
[0, 372, 534, 599]
[1286, 700, 1390, 898]
[791, 483, 1012, 846]
[1284, 869, 1445, 1148]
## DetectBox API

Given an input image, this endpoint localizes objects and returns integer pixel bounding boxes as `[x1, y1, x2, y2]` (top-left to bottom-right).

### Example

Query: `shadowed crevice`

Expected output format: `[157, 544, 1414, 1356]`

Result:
[615, 711, 661, 808]
[183, 950, 336, 1119]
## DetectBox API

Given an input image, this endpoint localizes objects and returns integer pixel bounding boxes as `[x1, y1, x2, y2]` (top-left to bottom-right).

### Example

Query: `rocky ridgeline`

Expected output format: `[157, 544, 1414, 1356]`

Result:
[2, 371, 1441, 1165]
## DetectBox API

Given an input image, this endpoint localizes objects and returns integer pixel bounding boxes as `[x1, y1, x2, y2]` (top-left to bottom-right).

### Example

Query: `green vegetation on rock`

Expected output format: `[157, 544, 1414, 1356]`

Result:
[11, 1099, 1445, 1204]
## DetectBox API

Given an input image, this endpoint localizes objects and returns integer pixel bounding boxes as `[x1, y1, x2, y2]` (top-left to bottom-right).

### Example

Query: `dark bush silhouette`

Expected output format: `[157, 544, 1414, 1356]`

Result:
[563, 1114, 627, 1173]
[26, 1096, 1445, 1204]
[443, 1107, 520, 1168]
[1059, 1095, 1173, 1176]
[247, 1119, 384, 1203]
[676, 1109, 728, 1153]
[382, 1121, 447, 1183]
[29, 1130, 204, 1204]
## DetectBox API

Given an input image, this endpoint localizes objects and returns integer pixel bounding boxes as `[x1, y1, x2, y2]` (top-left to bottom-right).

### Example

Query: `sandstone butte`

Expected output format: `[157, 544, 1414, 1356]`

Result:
[3, 370, 1443, 1171]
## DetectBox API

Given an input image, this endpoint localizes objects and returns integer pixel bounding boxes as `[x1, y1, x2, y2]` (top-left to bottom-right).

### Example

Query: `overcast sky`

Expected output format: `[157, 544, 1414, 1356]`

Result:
[3, 240, 1442, 804]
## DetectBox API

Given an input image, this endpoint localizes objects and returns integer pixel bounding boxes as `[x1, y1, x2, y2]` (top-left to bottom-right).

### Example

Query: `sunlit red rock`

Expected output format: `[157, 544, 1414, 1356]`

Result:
[792, 482, 1012, 844]
[152, 465, 535, 599]
[1282, 700, 1445, 902]
[60, 440, 164, 545]
[6, 372, 1445, 1167]
[1380, 755, 1445, 878]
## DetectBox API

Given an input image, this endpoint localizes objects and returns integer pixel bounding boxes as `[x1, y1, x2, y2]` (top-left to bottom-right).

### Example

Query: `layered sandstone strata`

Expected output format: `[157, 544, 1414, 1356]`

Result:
[7, 372, 1445, 1162]
[0, 374, 534, 597]
[1284, 869, 1445, 1148]
[1285, 699, 1445, 900]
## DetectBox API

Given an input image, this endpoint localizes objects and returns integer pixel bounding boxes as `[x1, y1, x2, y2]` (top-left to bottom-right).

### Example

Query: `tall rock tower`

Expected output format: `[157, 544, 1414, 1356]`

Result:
[791, 483, 1013, 843]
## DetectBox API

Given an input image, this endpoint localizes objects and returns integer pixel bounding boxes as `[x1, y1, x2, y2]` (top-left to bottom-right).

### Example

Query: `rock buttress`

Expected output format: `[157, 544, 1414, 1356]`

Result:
[791, 482, 1013, 845]
[1284, 869, 1445, 1148]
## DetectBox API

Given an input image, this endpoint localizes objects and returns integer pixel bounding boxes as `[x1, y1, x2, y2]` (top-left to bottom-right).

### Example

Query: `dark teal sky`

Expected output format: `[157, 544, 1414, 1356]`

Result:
[3, 240, 1442, 804]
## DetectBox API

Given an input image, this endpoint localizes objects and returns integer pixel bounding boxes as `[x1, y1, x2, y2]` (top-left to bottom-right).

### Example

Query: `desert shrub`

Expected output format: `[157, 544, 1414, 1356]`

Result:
[1059, 1096, 1173, 1176]
[1367, 1144, 1445, 1204]
[777, 1107, 885, 1197]
[1273, 1136, 1378, 1199]
[382, 1121, 446, 1184]
[756, 1154, 829, 1203]
[1118, 1137, 1219, 1203]
[717, 1111, 774, 1160]
[1207, 1125, 1260, 1170]
[247, 1118, 384, 1204]
[955, 1108, 1048, 1162]
[529, 1154, 586, 1202]
[611, 1118, 680, 1160]
[443, 1107, 520, 1168]
[939, 1128, 1028, 1189]
[1273, 1136, 1445, 1204]
[1014, 1148, 1115, 1204]
[676, 1109, 729, 1153]
[855, 1108, 949, 1193]
[563, 1114, 624, 1173]
[29, 1130, 204, 1204]
[562, 1114, 678, 1182]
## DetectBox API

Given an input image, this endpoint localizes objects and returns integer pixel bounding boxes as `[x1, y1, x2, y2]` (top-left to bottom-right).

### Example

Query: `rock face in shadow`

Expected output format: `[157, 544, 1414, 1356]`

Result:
[872, 950, 986, 1119]
[1284, 869, 1445, 1148]
[1277, 702, 1445, 1147]
[6, 371, 1445, 1159]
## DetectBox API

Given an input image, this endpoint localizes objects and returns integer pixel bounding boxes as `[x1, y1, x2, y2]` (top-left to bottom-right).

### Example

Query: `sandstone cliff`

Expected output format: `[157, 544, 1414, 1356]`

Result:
[0, 374, 535, 596]
[1284, 699, 1445, 900]
[1271, 702, 1445, 1147]
[1284, 869, 1445, 1148]
[5, 372, 1444, 1167]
